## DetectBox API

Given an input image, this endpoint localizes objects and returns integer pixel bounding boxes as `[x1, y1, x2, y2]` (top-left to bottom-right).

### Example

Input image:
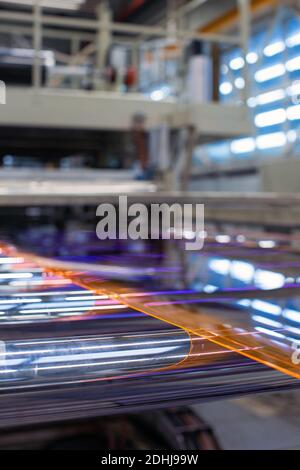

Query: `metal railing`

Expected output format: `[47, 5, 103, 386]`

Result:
[0, 0, 251, 102]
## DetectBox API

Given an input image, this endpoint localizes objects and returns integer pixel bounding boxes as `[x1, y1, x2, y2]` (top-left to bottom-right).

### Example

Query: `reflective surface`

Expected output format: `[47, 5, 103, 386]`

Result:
[0, 229, 300, 427]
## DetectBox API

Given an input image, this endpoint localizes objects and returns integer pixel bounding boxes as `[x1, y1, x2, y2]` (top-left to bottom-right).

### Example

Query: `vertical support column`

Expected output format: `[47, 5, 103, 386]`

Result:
[33, 0, 42, 90]
[71, 36, 80, 89]
[131, 42, 140, 92]
[95, 0, 112, 90]
[181, 125, 197, 191]
[238, 0, 251, 104]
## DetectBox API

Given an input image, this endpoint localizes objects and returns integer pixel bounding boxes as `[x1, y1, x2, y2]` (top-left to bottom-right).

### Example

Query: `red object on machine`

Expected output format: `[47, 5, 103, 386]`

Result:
[124, 66, 137, 88]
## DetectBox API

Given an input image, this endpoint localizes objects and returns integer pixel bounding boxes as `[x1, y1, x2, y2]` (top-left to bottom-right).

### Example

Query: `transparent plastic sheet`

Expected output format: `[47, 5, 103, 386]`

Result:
[64, 275, 300, 380]
[1, 241, 300, 429]
[0, 330, 194, 390]
[0, 243, 233, 389]
[1, 242, 300, 381]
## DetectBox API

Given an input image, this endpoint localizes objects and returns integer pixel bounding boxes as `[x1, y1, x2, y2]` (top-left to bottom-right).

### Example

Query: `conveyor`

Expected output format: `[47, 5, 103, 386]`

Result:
[0, 170, 299, 228]
[0, 230, 300, 428]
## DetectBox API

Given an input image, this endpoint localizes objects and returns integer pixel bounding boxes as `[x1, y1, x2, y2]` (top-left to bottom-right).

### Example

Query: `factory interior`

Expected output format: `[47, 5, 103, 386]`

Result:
[2, 0, 300, 452]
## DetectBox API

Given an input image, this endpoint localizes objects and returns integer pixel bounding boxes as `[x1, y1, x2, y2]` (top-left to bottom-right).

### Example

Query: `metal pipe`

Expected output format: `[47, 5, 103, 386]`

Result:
[33, 0, 42, 90]
[176, 0, 208, 18]
[238, 0, 251, 103]
[95, 1, 112, 89]
[112, 22, 240, 44]
[0, 9, 97, 29]
[0, 23, 138, 45]
[0, 9, 240, 44]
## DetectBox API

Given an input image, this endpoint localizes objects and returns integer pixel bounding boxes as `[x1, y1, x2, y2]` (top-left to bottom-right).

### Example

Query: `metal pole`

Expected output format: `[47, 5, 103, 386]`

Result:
[237, 0, 251, 104]
[0, 10, 240, 45]
[71, 36, 80, 89]
[131, 43, 140, 92]
[181, 126, 197, 191]
[176, 0, 207, 18]
[33, 0, 42, 90]
[95, 0, 112, 90]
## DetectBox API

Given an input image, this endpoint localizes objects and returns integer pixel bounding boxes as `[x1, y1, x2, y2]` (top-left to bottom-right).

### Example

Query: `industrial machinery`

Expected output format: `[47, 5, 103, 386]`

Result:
[0, 0, 300, 451]
[0, 222, 300, 432]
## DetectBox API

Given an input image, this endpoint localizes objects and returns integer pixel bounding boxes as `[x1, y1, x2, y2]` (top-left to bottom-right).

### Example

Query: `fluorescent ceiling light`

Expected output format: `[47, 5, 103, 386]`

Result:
[286, 56, 300, 72]
[255, 64, 285, 83]
[286, 33, 300, 48]
[246, 52, 258, 64]
[229, 57, 245, 70]
[264, 41, 285, 57]
[256, 131, 286, 149]
[219, 81, 232, 95]
[255, 89, 286, 106]
[287, 129, 297, 142]
[247, 97, 257, 107]
[255, 108, 286, 127]
[229, 56, 244, 70]
[287, 82, 300, 98]
[287, 104, 300, 121]
[234, 77, 245, 89]
[230, 137, 255, 154]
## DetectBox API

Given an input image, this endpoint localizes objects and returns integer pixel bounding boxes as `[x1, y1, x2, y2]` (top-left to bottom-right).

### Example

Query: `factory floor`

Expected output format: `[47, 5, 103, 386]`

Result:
[193, 391, 300, 450]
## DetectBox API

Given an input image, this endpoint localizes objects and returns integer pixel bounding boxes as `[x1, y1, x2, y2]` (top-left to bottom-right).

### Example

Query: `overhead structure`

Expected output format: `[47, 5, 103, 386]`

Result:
[0, 1, 252, 139]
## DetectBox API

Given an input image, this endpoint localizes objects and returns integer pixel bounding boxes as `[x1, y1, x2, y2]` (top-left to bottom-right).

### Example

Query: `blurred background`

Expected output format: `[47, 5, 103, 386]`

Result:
[0, 0, 300, 192]
[0, 0, 300, 451]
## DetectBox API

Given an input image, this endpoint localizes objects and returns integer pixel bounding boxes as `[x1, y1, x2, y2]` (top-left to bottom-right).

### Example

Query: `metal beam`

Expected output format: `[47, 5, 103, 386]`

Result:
[95, 1, 111, 82]
[0, 9, 240, 44]
[33, 0, 42, 90]
[238, 0, 251, 103]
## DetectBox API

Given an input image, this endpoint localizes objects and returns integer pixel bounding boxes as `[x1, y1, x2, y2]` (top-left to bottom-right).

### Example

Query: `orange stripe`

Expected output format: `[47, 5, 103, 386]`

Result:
[2, 242, 299, 380]
[200, 0, 280, 33]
